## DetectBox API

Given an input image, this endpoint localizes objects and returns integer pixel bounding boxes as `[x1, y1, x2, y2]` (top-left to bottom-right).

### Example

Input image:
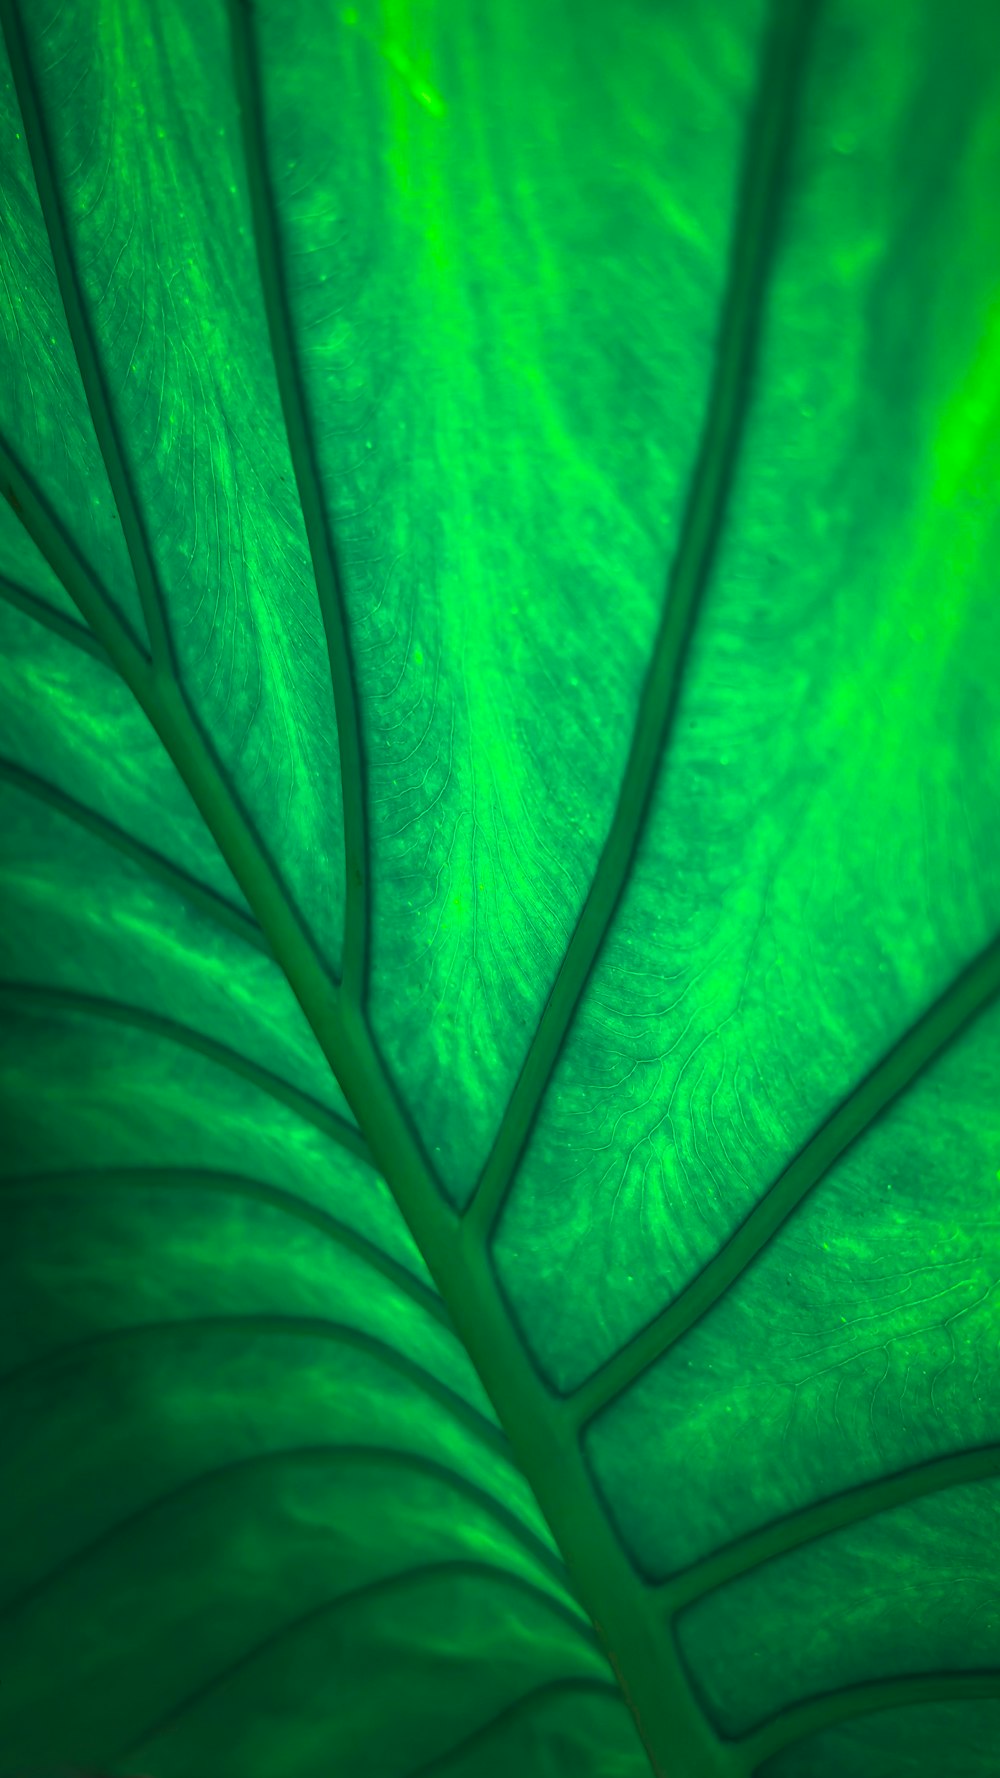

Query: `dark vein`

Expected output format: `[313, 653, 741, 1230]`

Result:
[739, 1672, 1000, 1770]
[0, 1314, 509, 1459]
[0, 1440, 580, 1627]
[1, 0, 174, 670]
[0, 575, 110, 662]
[463, 0, 818, 1243]
[0, 759, 271, 955]
[3, 33, 331, 1069]
[0, 449, 351, 1088]
[0, 440, 152, 680]
[404, 1675, 623, 1778]
[227, 0, 369, 1002]
[0, 1166, 446, 1327]
[0, 981, 370, 1162]
[566, 930, 1000, 1431]
[664, 1445, 1000, 1613]
[110, 1560, 601, 1769]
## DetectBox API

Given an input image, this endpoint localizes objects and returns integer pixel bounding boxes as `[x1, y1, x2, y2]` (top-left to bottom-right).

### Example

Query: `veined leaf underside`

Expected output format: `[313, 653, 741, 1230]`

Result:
[1, 0, 998, 1774]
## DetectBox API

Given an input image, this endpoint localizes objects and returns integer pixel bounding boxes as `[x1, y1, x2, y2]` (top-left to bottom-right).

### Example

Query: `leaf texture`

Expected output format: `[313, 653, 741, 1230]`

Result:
[1, 1, 999, 1776]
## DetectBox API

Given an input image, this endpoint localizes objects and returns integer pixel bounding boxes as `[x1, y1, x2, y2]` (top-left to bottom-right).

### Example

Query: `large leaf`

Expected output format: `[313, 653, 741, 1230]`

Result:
[1, 1, 999, 1776]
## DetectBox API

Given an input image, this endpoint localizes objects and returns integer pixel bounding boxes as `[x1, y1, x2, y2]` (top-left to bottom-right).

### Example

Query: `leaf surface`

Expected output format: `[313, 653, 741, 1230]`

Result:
[1, 1, 999, 1776]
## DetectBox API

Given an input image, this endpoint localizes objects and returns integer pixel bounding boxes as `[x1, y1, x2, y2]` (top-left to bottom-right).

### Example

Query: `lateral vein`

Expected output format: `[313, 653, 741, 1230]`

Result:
[227, 0, 369, 1002]
[1, 0, 174, 671]
[662, 1444, 1000, 1613]
[0, 1166, 443, 1325]
[0, 442, 153, 684]
[0, 982, 369, 1164]
[0, 1440, 581, 1628]
[565, 931, 1000, 1432]
[0, 575, 111, 662]
[0, 758, 271, 956]
[463, 0, 817, 1245]
[111, 1562, 600, 1769]
[0, 1314, 510, 1460]
[737, 1671, 1000, 1769]
[404, 1676, 623, 1778]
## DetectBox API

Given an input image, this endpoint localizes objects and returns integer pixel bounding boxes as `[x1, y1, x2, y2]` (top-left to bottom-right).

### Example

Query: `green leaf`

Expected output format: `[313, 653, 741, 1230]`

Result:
[1, 1, 999, 1776]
